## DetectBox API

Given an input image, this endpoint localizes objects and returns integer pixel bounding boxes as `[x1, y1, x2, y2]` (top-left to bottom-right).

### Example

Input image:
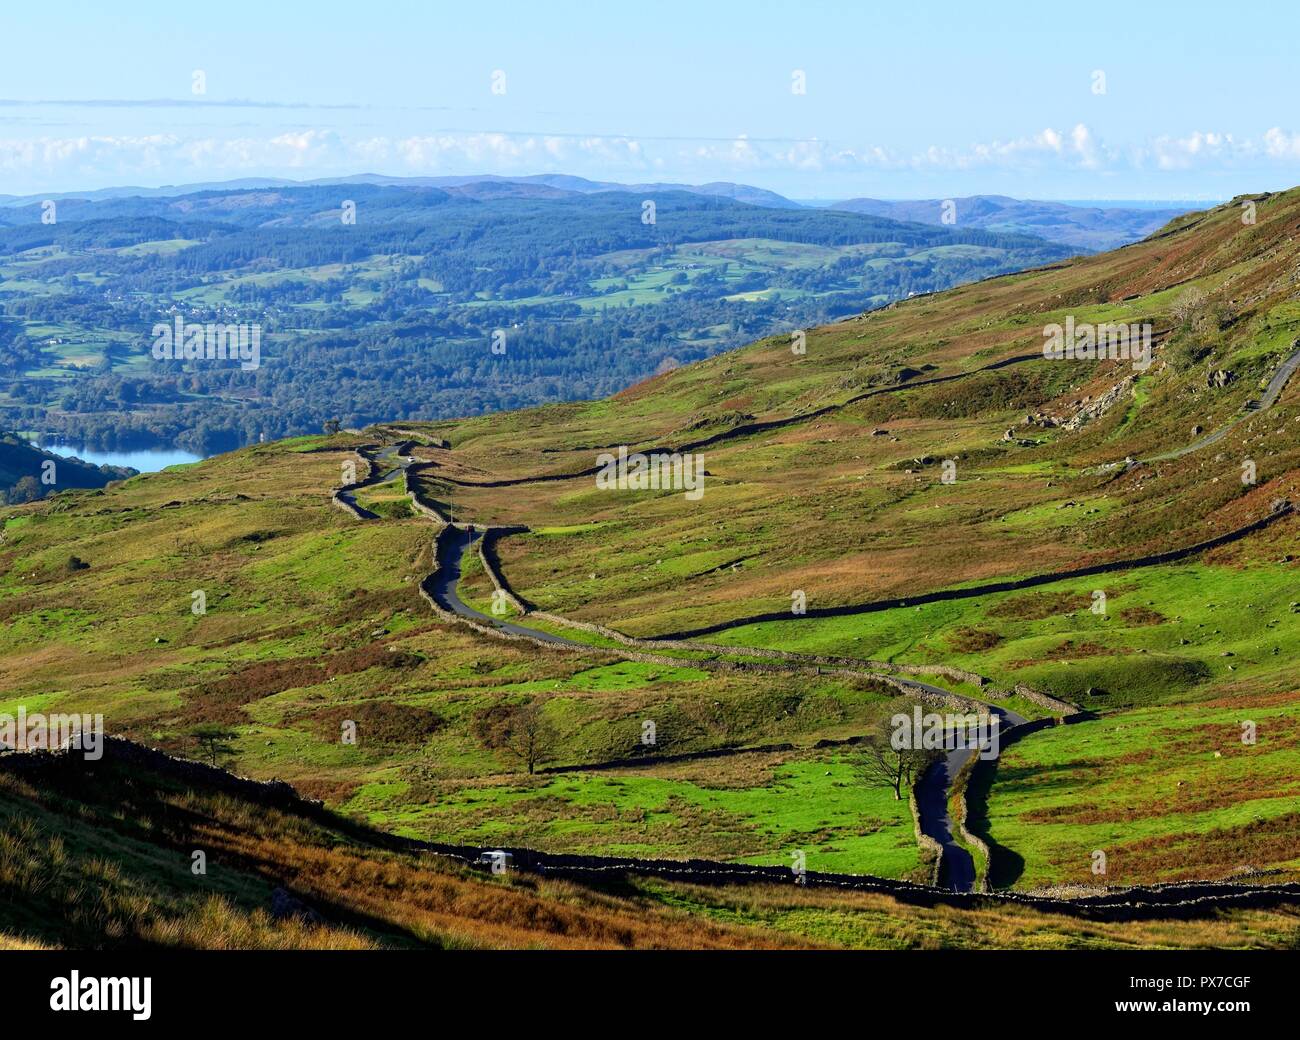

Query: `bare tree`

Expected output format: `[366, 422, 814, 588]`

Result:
[858, 721, 937, 800]
[473, 700, 559, 775]
[1170, 287, 1207, 327]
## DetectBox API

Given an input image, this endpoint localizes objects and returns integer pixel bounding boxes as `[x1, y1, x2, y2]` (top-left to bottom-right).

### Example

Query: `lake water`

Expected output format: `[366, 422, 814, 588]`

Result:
[37, 443, 206, 473]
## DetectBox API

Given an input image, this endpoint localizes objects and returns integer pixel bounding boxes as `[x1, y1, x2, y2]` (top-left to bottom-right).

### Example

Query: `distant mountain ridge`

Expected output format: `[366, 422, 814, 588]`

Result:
[0, 181, 1071, 241]
[0, 177, 1198, 249]
[0, 179, 1074, 453]
[830, 194, 1195, 251]
[0, 173, 799, 211]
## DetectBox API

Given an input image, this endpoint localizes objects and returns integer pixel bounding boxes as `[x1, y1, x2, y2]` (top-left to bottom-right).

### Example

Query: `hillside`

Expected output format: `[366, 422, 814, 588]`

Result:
[832, 195, 1191, 251]
[0, 738, 790, 949]
[408, 190, 1298, 639]
[0, 431, 132, 504]
[4, 186, 1300, 927]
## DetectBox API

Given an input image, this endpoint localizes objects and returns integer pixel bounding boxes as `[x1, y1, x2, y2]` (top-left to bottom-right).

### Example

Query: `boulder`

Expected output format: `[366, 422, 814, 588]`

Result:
[270, 887, 324, 925]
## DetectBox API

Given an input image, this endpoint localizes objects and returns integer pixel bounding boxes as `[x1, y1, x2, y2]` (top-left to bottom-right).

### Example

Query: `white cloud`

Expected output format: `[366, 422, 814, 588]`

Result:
[1145, 130, 1245, 170]
[1263, 127, 1300, 159]
[1, 123, 1298, 190]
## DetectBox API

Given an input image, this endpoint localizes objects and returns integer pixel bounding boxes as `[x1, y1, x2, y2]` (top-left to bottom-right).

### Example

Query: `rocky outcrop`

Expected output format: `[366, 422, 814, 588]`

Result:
[1062, 376, 1135, 431]
[270, 887, 324, 925]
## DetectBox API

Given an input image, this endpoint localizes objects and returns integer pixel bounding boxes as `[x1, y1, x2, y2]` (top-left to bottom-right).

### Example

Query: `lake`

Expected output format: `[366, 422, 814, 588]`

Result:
[37, 443, 207, 473]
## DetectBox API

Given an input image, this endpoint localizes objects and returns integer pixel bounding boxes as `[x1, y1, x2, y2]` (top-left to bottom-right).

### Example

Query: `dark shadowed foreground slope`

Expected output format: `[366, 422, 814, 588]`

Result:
[3, 742, 1299, 950]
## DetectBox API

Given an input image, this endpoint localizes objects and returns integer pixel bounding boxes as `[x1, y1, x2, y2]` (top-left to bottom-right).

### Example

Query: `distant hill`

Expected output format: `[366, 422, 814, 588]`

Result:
[504, 174, 800, 209]
[0, 173, 801, 211]
[0, 432, 133, 504]
[334, 174, 802, 209]
[1, 176, 1195, 248]
[830, 194, 1195, 251]
[0, 182, 816, 228]
[0, 182, 1073, 453]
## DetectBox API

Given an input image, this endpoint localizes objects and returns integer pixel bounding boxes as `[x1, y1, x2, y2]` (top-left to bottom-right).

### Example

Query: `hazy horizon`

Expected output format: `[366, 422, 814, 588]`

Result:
[0, 170, 1227, 208]
[3, 0, 1298, 199]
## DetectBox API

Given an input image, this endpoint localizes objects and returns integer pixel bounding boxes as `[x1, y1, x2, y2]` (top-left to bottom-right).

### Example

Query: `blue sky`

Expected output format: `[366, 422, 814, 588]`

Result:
[3, 0, 1298, 200]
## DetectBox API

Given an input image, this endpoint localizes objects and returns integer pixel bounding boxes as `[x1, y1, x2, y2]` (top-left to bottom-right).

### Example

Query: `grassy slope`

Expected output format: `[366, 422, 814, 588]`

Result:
[388, 189, 1300, 885]
[4, 749, 1299, 950]
[5, 189, 1300, 903]
[0, 436, 922, 878]
[977, 687, 1300, 888]
[0, 750, 797, 950]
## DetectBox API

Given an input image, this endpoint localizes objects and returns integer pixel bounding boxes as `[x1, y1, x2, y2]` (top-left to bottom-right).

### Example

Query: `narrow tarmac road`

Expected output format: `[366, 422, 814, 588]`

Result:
[913, 704, 1027, 891]
[429, 526, 586, 645]
[1140, 340, 1300, 464]
[338, 441, 1053, 894]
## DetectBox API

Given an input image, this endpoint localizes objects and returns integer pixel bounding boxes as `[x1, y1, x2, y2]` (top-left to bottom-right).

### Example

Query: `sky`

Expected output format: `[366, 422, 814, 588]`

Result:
[2, 0, 1298, 201]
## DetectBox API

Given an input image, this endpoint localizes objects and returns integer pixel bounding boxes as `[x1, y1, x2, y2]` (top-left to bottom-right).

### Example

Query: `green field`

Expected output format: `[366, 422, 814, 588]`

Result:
[979, 695, 1300, 887]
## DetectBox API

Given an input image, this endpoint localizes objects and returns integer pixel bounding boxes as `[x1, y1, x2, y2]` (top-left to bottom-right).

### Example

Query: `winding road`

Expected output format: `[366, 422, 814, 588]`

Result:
[336, 446, 1028, 888]
[427, 520, 1024, 891]
[332, 419, 1291, 894]
[420, 516, 1022, 890]
[350, 450, 1035, 891]
[429, 525, 585, 646]
[318, 310, 1300, 901]
[333, 443, 413, 518]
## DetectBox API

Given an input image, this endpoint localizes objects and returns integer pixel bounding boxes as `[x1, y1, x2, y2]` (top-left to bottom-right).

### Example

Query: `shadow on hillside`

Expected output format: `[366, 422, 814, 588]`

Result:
[965, 755, 1025, 888]
[968, 713, 1101, 890]
[0, 755, 439, 949]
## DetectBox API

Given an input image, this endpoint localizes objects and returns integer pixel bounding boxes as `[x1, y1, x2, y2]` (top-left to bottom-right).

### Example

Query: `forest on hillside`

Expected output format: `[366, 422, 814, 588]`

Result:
[0, 185, 1075, 453]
